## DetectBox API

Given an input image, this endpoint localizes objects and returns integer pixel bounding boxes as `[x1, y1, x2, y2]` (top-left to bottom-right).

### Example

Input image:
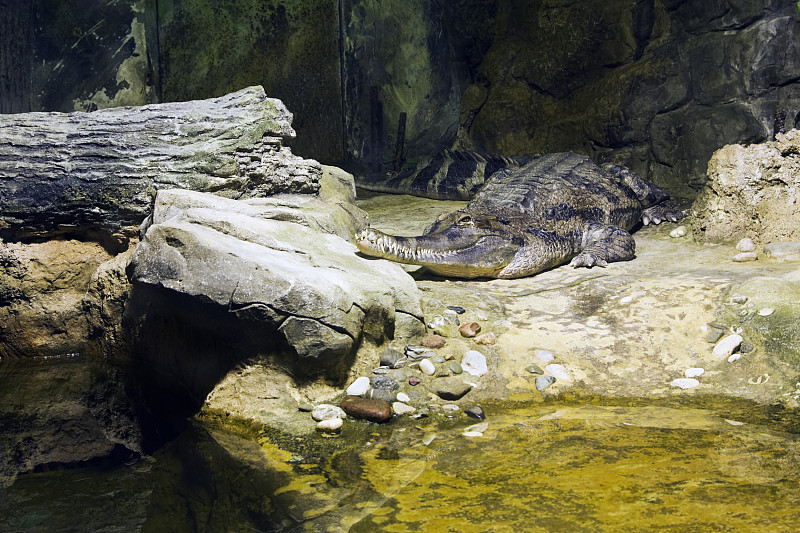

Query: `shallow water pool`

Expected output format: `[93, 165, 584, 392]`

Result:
[3, 397, 800, 532]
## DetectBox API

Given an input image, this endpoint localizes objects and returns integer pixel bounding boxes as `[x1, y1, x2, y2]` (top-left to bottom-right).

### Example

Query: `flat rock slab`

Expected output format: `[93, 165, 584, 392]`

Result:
[130, 189, 425, 370]
[357, 193, 800, 408]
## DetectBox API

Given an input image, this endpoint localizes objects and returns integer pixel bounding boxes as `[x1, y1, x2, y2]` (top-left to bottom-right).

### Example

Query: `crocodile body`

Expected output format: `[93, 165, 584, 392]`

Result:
[355, 152, 685, 279]
[355, 150, 532, 200]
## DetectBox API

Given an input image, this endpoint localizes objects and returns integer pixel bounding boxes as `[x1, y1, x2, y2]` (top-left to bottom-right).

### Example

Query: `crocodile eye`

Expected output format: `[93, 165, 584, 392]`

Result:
[457, 214, 473, 226]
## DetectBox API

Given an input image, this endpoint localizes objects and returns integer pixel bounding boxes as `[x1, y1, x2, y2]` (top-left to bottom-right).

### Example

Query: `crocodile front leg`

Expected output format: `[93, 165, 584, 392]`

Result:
[570, 223, 636, 268]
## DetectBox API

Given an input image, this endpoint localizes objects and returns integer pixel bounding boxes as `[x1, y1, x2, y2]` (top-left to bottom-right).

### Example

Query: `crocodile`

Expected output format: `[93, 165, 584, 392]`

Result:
[356, 149, 532, 200]
[355, 151, 685, 279]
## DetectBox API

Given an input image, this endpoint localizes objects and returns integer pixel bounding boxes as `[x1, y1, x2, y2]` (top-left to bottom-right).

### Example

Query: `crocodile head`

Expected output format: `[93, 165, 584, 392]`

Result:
[355, 211, 526, 279]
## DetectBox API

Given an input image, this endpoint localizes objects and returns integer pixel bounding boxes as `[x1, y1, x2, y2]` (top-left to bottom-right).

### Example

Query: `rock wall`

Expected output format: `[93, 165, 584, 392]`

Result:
[4, 1, 798, 189]
[0, 0, 151, 113]
[455, 0, 800, 196]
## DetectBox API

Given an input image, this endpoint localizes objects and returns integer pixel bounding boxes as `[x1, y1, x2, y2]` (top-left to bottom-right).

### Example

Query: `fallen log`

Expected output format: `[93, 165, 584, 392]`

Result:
[0, 86, 321, 238]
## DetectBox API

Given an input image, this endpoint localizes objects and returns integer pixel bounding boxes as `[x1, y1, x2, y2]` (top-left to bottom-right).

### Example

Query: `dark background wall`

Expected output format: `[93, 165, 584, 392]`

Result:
[2, 0, 800, 194]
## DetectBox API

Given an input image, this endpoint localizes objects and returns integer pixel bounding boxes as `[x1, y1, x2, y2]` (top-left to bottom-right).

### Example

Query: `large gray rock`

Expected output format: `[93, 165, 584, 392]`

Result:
[692, 129, 800, 245]
[129, 188, 425, 371]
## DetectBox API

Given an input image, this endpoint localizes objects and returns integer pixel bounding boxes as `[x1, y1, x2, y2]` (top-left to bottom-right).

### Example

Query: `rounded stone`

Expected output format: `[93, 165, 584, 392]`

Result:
[449, 362, 463, 375]
[421, 334, 447, 349]
[346, 376, 370, 397]
[408, 376, 422, 386]
[465, 406, 486, 420]
[431, 355, 447, 364]
[316, 418, 343, 434]
[462, 350, 488, 376]
[298, 402, 315, 412]
[728, 353, 742, 363]
[447, 305, 466, 314]
[671, 378, 700, 389]
[736, 237, 756, 252]
[670, 225, 688, 238]
[758, 307, 775, 316]
[459, 322, 482, 338]
[340, 396, 392, 422]
[732, 251, 758, 262]
[534, 349, 555, 363]
[371, 375, 399, 391]
[545, 363, 571, 381]
[433, 377, 472, 400]
[535, 375, 556, 391]
[392, 402, 416, 415]
[526, 364, 543, 375]
[396, 392, 411, 403]
[312, 404, 346, 422]
[474, 332, 497, 345]
[420, 358, 436, 375]
[685, 367, 705, 378]
[713, 334, 743, 357]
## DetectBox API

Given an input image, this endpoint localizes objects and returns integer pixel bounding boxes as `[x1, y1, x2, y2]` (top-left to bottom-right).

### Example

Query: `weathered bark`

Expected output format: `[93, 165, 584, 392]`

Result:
[0, 86, 322, 238]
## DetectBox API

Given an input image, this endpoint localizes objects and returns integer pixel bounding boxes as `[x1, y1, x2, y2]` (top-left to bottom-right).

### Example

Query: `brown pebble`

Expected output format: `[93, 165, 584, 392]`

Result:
[421, 334, 447, 349]
[474, 332, 496, 345]
[459, 322, 481, 338]
[340, 395, 392, 423]
[408, 376, 421, 386]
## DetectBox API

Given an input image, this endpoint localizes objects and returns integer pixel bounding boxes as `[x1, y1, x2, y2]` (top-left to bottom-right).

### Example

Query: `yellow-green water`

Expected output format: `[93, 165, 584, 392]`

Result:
[252, 398, 800, 532]
[4, 397, 800, 532]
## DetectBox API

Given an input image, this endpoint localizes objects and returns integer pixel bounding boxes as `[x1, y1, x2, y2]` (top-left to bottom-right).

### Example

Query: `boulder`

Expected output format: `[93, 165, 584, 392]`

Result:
[129, 188, 425, 374]
[692, 129, 800, 245]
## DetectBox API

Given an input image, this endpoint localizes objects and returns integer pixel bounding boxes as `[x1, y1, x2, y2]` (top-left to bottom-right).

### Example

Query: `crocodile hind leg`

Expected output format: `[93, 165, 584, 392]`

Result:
[570, 223, 635, 268]
[642, 200, 686, 225]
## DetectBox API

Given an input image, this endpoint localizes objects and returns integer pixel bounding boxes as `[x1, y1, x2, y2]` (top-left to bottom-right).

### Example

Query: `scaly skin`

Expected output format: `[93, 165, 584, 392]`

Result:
[355, 152, 685, 279]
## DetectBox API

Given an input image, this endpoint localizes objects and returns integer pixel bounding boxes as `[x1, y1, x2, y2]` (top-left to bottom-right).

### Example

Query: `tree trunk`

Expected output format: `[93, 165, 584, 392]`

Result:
[0, 86, 321, 238]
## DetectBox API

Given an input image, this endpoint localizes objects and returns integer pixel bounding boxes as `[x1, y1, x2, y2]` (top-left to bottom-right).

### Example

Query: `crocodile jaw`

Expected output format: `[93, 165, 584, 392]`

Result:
[355, 227, 521, 279]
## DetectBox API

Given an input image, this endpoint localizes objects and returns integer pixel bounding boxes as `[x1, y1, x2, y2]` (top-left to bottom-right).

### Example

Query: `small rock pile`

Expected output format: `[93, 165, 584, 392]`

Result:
[670, 293, 768, 391]
[303, 306, 500, 435]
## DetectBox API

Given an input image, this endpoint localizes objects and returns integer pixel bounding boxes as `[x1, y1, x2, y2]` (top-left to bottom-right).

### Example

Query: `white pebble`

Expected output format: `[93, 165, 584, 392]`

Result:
[396, 392, 411, 403]
[462, 350, 488, 376]
[713, 334, 743, 357]
[620, 296, 633, 304]
[736, 237, 756, 252]
[670, 225, 688, 238]
[534, 349, 555, 363]
[346, 376, 370, 396]
[312, 404, 346, 422]
[671, 378, 700, 389]
[685, 367, 705, 378]
[728, 353, 741, 363]
[419, 358, 436, 375]
[316, 418, 343, 433]
[545, 364, 571, 381]
[758, 307, 775, 316]
[732, 252, 758, 262]
[392, 402, 416, 415]
[725, 419, 744, 426]
[442, 404, 460, 411]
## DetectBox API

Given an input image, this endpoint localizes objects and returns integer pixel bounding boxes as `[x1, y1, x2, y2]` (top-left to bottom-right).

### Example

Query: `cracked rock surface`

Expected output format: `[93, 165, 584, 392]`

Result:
[129, 186, 425, 366]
